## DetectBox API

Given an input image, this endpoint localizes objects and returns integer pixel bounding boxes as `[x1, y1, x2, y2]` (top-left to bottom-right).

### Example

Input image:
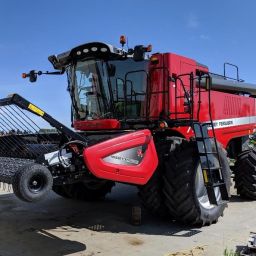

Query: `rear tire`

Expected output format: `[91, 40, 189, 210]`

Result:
[234, 148, 256, 199]
[163, 140, 231, 226]
[52, 180, 115, 201]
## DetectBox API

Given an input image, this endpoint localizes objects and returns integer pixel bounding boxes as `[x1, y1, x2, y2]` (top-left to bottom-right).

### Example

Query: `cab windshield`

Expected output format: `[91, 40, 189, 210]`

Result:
[67, 58, 148, 120]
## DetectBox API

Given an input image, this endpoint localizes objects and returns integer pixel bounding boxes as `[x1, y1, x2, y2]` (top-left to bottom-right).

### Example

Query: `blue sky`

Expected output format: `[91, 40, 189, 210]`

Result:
[0, 0, 255, 126]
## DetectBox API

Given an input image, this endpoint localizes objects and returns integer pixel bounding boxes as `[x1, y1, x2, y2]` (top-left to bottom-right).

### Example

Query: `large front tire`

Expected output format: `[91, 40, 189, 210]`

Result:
[163, 140, 231, 226]
[234, 148, 256, 199]
[138, 138, 182, 218]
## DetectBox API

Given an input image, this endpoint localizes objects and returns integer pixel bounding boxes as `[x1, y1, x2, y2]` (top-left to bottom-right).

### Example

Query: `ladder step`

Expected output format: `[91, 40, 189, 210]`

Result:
[210, 182, 226, 188]
[199, 152, 217, 155]
[203, 167, 222, 170]
[195, 137, 215, 140]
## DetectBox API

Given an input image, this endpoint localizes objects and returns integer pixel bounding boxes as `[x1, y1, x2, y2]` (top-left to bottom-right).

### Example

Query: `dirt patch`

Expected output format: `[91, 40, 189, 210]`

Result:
[84, 252, 95, 256]
[126, 237, 144, 246]
[165, 246, 206, 256]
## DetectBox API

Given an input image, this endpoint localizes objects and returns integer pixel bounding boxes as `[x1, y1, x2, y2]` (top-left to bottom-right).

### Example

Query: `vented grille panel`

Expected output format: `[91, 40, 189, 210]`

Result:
[223, 96, 241, 116]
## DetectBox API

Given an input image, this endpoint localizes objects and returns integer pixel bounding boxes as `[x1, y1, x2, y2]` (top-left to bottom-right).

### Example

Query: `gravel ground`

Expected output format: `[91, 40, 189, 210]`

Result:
[0, 183, 254, 256]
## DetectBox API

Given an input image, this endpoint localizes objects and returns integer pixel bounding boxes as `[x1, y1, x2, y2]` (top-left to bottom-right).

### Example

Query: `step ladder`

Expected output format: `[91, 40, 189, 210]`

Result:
[193, 122, 229, 205]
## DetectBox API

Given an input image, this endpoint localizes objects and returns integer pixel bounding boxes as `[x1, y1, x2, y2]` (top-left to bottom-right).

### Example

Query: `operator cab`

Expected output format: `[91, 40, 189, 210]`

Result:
[49, 41, 151, 130]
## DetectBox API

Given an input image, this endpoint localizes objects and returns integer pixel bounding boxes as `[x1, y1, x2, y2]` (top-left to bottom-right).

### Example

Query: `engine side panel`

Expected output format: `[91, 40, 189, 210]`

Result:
[181, 87, 256, 147]
[163, 53, 256, 147]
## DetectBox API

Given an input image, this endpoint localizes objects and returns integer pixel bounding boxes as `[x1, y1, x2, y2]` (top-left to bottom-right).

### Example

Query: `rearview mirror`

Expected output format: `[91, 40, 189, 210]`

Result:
[22, 70, 38, 82]
[29, 70, 37, 82]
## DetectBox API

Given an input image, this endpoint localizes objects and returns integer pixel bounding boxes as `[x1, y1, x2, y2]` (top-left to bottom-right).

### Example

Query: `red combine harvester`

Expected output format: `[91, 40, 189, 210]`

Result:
[0, 36, 255, 226]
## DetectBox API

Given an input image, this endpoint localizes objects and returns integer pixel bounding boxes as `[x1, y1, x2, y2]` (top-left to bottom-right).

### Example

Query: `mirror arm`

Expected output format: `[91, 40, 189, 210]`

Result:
[37, 69, 65, 76]
[22, 69, 65, 83]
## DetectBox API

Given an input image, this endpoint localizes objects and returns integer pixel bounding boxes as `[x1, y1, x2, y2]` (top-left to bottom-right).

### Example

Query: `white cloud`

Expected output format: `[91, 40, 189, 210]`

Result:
[187, 13, 199, 29]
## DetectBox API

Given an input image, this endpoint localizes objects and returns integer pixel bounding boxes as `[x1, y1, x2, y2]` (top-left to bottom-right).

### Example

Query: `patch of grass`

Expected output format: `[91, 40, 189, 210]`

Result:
[223, 248, 240, 256]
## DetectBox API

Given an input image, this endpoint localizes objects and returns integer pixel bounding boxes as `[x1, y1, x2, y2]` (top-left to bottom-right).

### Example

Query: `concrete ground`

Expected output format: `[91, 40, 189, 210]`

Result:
[0, 183, 254, 256]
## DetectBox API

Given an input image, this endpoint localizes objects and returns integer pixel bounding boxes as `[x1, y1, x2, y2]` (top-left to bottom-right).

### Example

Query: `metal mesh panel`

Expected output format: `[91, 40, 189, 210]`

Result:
[0, 104, 59, 159]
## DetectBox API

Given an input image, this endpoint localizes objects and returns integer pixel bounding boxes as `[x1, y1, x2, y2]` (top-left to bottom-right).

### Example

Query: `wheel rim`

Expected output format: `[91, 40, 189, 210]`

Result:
[195, 163, 221, 209]
[28, 175, 45, 193]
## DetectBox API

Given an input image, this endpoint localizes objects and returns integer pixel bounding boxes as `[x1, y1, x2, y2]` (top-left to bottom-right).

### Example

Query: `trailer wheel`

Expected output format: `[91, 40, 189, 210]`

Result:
[52, 180, 115, 201]
[163, 140, 231, 226]
[234, 148, 256, 199]
[12, 163, 53, 202]
[138, 138, 181, 218]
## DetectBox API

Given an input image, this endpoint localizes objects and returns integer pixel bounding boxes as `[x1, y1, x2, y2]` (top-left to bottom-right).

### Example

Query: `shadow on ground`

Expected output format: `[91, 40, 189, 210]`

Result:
[0, 184, 202, 255]
[229, 194, 253, 203]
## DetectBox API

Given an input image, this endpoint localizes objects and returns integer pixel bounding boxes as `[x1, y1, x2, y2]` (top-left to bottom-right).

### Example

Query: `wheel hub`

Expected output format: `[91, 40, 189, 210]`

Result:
[29, 175, 45, 193]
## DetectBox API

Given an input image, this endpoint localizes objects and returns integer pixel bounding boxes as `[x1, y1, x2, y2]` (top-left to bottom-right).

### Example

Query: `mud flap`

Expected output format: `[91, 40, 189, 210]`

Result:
[83, 129, 158, 185]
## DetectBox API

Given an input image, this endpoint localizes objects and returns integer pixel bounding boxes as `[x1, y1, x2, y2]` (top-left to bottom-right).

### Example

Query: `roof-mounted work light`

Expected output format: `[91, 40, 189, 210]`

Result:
[120, 35, 126, 47]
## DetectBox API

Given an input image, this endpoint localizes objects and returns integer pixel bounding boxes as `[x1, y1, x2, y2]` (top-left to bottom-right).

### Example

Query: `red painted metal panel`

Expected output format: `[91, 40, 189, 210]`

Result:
[162, 52, 256, 147]
[74, 119, 120, 131]
[83, 129, 158, 185]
